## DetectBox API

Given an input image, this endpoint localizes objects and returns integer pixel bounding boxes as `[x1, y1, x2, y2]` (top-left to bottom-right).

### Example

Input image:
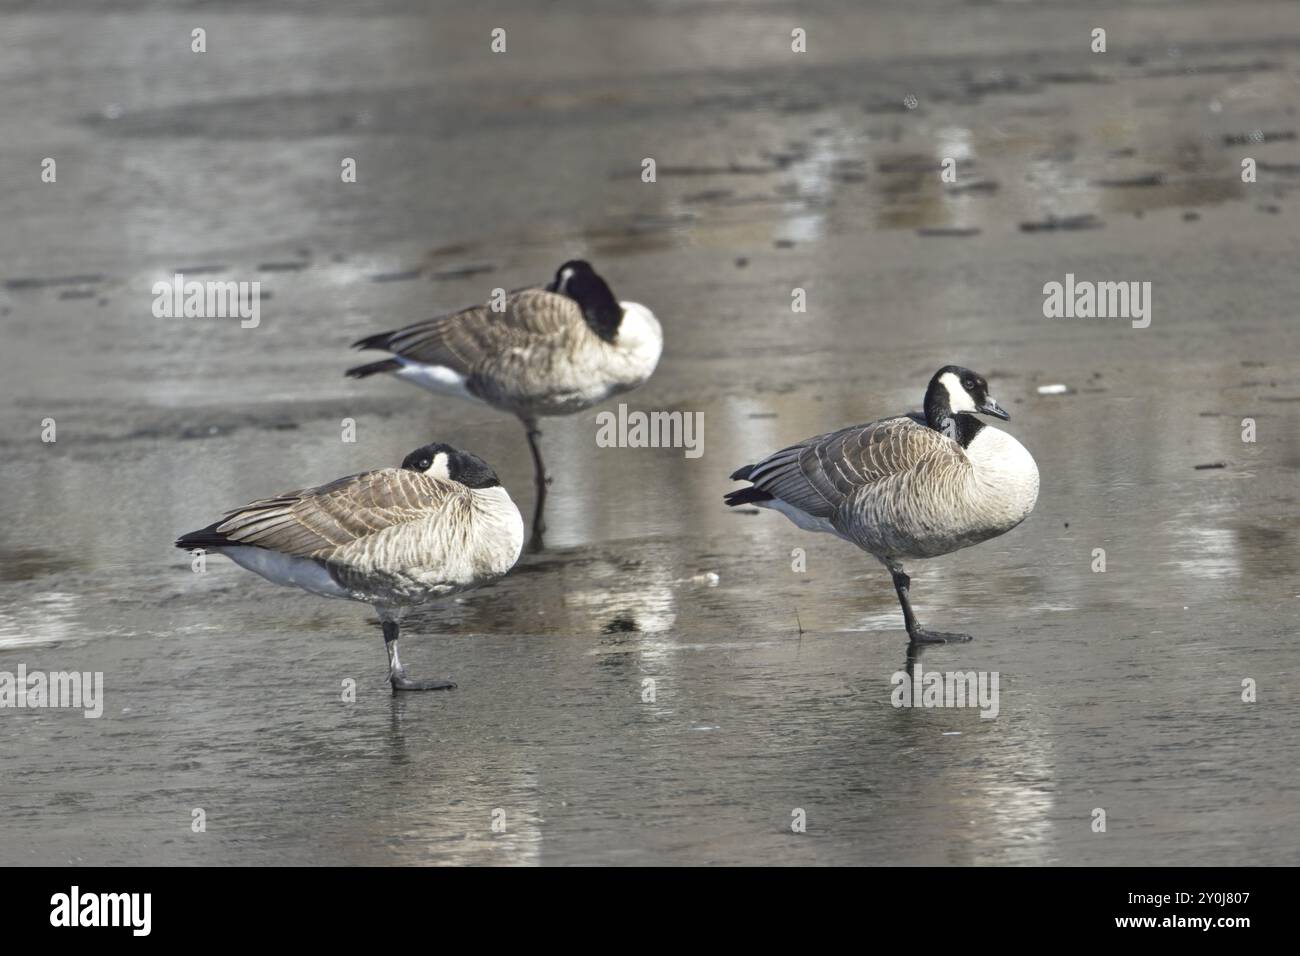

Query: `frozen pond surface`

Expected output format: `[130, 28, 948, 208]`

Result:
[1, 0, 1298, 864]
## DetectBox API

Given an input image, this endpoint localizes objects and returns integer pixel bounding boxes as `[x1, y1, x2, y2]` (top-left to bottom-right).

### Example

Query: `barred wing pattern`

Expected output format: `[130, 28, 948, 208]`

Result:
[743, 417, 977, 557]
[359, 290, 595, 408]
[197, 469, 465, 563]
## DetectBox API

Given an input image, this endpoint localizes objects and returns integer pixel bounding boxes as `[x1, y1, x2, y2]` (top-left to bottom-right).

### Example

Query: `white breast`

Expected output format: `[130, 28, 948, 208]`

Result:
[963, 426, 1040, 531]
[520, 301, 662, 414]
[465, 485, 526, 579]
[612, 301, 663, 384]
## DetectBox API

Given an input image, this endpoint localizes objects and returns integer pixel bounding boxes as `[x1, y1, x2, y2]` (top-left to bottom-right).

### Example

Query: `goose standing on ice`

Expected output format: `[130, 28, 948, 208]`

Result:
[347, 260, 663, 551]
[176, 443, 524, 690]
[724, 366, 1039, 643]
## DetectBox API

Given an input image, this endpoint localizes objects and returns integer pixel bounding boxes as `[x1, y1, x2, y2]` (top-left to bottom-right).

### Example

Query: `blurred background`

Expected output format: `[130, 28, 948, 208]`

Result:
[1, 0, 1298, 865]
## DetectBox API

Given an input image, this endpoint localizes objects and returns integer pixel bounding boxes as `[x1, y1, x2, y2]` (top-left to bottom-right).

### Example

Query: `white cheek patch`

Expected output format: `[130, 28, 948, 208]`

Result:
[940, 371, 977, 413]
[428, 452, 451, 481]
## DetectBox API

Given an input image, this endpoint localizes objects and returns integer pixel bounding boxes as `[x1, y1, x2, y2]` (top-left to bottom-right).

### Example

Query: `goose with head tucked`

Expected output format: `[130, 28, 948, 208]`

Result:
[724, 366, 1039, 644]
[176, 443, 524, 690]
[347, 260, 662, 552]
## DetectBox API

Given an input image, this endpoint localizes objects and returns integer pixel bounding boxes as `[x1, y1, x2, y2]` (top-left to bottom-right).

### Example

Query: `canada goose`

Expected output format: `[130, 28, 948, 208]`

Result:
[347, 260, 662, 551]
[175, 443, 524, 690]
[724, 366, 1039, 643]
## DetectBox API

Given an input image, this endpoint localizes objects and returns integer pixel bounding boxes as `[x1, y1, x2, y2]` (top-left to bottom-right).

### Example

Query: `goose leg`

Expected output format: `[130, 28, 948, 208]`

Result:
[523, 417, 548, 552]
[383, 620, 457, 691]
[888, 565, 972, 644]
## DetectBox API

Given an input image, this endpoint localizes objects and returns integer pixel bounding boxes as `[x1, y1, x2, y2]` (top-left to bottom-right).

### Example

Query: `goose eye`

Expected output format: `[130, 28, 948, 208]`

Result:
[963, 378, 975, 390]
[417, 458, 432, 470]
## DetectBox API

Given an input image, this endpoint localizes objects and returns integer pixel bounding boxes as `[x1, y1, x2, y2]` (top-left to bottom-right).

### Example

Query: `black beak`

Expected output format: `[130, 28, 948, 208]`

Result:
[978, 397, 1010, 421]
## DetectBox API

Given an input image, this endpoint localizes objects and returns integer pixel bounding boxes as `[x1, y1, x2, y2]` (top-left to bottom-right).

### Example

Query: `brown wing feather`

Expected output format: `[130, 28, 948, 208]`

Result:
[743, 417, 969, 517]
[203, 469, 464, 559]
[366, 289, 586, 373]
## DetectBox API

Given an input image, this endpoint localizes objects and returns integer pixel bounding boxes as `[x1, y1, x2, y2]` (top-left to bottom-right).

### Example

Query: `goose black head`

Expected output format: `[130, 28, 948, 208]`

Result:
[546, 259, 623, 342]
[401, 442, 501, 488]
[924, 365, 1009, 446]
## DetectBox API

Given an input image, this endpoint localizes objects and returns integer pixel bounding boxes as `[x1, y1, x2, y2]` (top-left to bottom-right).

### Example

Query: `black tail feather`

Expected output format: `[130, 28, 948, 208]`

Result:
[351, 330, 397, 351]
[723, 486, 773, 507]
[345, 358, 402, 379]
[725, 462, 770, 506]
[175, 521, 231, 551]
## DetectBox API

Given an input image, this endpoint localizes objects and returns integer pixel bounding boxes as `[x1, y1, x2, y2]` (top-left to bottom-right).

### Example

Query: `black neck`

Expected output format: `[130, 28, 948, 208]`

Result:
[582, 299, 623, 342]
[945, 414, 985, 448]
[567, 272, 623, 342]
[923, 385, 949, 431]
[925, 394, 985, 449]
